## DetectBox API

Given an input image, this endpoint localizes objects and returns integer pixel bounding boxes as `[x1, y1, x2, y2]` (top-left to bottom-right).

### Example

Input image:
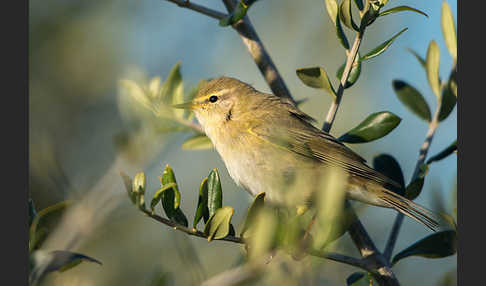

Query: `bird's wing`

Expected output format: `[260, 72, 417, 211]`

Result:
[248, 116, 402, 189]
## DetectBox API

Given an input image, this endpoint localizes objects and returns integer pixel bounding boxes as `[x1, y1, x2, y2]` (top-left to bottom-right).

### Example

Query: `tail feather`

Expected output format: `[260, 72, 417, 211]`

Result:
[378, 189, 442, 231]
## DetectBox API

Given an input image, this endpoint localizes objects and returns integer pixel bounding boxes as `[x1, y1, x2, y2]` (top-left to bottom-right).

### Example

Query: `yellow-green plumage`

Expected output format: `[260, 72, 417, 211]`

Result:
[179, 76, 441, 231]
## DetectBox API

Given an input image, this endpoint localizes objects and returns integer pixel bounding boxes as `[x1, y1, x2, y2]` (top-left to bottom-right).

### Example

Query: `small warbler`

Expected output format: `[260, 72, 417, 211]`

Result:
[174, 76, 441, 231]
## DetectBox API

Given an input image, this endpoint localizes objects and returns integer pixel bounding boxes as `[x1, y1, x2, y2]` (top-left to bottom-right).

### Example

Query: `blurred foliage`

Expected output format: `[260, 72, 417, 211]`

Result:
[30, 0, 457, 285]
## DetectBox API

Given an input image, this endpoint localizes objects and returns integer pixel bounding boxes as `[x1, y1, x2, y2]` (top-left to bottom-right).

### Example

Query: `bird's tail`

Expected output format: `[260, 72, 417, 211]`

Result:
[377, 189, 445, 231]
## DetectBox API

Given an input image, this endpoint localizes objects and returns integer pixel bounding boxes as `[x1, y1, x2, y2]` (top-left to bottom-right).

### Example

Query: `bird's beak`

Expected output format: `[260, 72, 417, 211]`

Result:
[171, 101, 198, 110]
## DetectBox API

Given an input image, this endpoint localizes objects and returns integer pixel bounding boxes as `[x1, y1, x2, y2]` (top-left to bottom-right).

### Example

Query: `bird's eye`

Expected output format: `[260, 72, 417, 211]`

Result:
[209, 95, 218, 103]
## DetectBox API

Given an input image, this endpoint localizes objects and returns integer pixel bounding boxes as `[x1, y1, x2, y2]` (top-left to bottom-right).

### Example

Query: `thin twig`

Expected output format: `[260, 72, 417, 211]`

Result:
[383, 102, 442, 262]
[322, 30, 364, 133]
[163, 0, 227, 20]
[221, 0, 294, 102]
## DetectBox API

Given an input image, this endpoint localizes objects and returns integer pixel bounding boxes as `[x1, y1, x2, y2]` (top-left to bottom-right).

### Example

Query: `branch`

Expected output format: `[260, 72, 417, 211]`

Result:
[322, 30, 364, 133]
[163, 0, 228, 20]
[222, 0, 295, 102]
[383, 100, 442, 262]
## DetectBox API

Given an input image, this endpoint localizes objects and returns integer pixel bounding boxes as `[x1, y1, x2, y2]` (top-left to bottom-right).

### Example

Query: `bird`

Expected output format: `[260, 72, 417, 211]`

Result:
[174, 76, 441, 231]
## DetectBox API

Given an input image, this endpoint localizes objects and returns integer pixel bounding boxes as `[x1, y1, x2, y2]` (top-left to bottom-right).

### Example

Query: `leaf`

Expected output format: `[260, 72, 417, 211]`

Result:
[296, 67, 336, 97]
[325, 0, 350, 49]
[204, 206, 235, 242]
[347, 272, 372, 286]
[44, 250, 101, 273]
[426, 41, 441, 99]
[338, 111, 401, 143]
[438, 84, 457, 121]
[336, 54, 361, 88]
[353, 0, 364, 11]
[182, 134, 214, 150]
[133, 172, 146, 210]
[219, 1, 250, 27]
[241, 192, 266, 237]
[392, 230, 457, 265]
[361, 28, 408, 61]
[407, 48, 426, 69]
[29, 201, 74, 252]
[392, 80, 432, 122]
[373, 154, 405, 195]
[207, 169, 223, 217]
[405, 163, 429, 200]
[120, 172, 136, 204]
[448, 68, 457, 97]
[160, 63, 184, 118]
[160, 165, 188, 226]
[151, 183, 177, 213]
[441, 2, 457, 61]
[339, 0, 359, 31]
[378, 6, 429, 18]
[427, 140, 457, 165]
[193, 177, 209, 229]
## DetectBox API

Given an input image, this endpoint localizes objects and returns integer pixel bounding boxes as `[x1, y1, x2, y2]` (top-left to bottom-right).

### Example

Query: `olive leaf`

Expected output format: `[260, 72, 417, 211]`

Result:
[133, 172, 146, 210]
[204, 206, 235, 242]
[373, 154, 405, 195]
[241, 192, 266, 237]
[338, 111, 401, 143]
[193, 177, 209, 229]
[339, 0, 359, 31]
[427, 140, 457, 165]
[405, 163, 429, 200]
[378, 6, 428, 18]
[325, 0, 350, 49]
[361, 28, 408, 61]
[151, 183, 177, 213]
[438, 84, 457, 121]
[160, 165, 188, 227]
[392, 230, 457, 265]
[120, 172, 137, 204]
[441, 2, 457, 61]
[207, 169, 223, 217]
[182, 134, 214, 150]
[296, 67, 336, 98]
[393, 80, 431, 122]
[336, 53, 361, 88]
[407, 48, 426, 69]
[426, 40, 441, 99]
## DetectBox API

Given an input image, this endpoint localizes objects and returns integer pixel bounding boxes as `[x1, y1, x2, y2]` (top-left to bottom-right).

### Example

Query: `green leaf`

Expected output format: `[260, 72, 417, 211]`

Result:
[219, 1, 250, 27]
[373, 154, 405, 195]
[325, 0, 350, 49]
[133, 172, 146, 210]
[438, 84, 457, 121]
[353, 0, 364, 11]
[336, 54, 361, 88]
[392, 230, 457, 265]
[29, 201, 74, 252]
[441, 2, 457, 61]
[160, 165, 188, 226]
[120, 172, 136, 204]
[207, 169, 223, 217]
[392, 80, 432, 122]
[407, 48, 426, 69]
[448, 68, 457, 97]
[427, 140, 457, 165]
[378, 6, 429, 18]
[182, 134, 214, 150]
[48, 250, 101, 273]
[241, 192, 266, 237]
[347, 272, 372, 286]
[339, 0, 359, 31]
[405, 163, 429, 200]
[204, 206, 235, 242]
[338, 111, 401, 143]
[426, 41, 441, 99]
[151, 183, 177, 213]
[295, 98, 309, 107]
[296, 67, 336, 97]
[193, 177, 209, 229]
[361, 28, 408, 61]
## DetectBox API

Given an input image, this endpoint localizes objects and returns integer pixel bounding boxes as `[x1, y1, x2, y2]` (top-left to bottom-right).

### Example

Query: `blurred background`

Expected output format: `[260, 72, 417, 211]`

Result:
[29, 0, 457, 285]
